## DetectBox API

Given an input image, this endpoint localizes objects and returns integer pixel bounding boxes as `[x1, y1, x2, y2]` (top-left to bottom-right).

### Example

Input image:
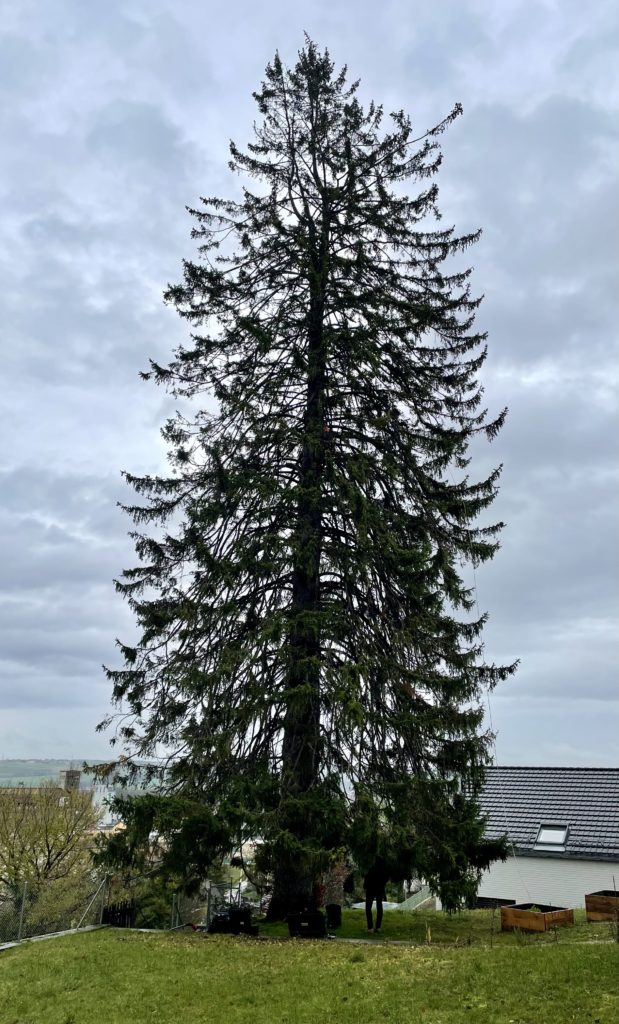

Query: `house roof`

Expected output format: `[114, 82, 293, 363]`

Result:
[480, 766, 619, 862]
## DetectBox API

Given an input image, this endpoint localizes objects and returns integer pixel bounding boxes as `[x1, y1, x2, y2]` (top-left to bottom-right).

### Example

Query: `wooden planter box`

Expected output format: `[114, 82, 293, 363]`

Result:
[585, 890, 619, 922]
[500, 902, 574, 933]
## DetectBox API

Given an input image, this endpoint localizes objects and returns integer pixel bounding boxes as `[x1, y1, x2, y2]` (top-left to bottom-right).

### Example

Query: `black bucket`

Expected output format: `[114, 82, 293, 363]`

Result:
[325, 903, 342, 928]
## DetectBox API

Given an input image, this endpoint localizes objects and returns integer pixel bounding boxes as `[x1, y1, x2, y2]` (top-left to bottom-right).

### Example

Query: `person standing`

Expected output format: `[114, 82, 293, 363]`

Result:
[363, 856, 389, 933]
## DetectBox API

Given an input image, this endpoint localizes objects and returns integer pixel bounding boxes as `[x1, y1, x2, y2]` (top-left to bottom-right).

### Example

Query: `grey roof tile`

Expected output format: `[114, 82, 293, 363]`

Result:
[480, 767, 619, 861]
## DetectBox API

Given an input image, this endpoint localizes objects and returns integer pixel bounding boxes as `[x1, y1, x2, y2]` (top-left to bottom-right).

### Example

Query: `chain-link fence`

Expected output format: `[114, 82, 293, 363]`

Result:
[169, 879, 269, 930]
[170, 881, 242, 930]
[0, 875, 107, 944]
[1, 873, 268, 943]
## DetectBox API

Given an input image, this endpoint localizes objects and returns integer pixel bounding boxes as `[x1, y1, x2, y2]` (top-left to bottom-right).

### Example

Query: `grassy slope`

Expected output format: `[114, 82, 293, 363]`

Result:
[1, 927, 617, 1024]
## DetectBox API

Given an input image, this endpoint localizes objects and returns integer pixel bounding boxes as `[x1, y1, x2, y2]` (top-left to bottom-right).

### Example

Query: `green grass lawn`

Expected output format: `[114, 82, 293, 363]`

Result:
[1, 921, 617, 1024]
[258, 906, 614, 945]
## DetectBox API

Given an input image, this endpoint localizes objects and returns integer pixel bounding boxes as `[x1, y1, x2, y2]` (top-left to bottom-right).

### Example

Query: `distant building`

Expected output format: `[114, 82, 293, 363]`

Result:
[92, 783, 121, 829]
[475, 766, 619, 909]
[59, 769, 81, 792]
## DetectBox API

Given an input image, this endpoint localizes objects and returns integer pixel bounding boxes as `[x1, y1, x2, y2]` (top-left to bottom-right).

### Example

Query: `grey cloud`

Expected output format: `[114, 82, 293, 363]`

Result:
[469, 370, 618, 706]
[0, 468, 129, 533]
[0, 468, 135, 740]
[0, 589, 132, 696]
[445, 96, 617, 261]
[0, 516, 116, 591]
[487, 695, 618, 767]
[87, 100, 195, 179]
[0, 706, 113, 758]
[0, 0, 617, 762]
[482, 379, 617, 481]
[0, 33, 47, 96]
[1, 650, 111, 693]
[397, 12, 490, 92]
[487, 621, 617, 705]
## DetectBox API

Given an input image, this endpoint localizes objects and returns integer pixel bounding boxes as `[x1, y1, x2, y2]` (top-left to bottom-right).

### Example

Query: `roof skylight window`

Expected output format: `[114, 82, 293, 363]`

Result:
[535, 825, 568, 848]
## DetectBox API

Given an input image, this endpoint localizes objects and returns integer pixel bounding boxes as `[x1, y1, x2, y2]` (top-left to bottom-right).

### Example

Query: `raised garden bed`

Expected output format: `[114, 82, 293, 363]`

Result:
[500, 902, 574, 933]
[585, 890, 619, 922]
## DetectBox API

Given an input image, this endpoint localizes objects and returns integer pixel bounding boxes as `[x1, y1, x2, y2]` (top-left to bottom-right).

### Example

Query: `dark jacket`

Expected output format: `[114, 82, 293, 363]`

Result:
[363, 859, 389, 899]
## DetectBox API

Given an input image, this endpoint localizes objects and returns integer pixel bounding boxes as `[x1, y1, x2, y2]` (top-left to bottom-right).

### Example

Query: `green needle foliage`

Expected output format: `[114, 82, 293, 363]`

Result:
[101, 38, 515, 916]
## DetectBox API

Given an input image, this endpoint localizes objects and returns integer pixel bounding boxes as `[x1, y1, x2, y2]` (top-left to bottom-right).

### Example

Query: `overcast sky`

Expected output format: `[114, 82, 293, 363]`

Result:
[1, 0, 617, 766]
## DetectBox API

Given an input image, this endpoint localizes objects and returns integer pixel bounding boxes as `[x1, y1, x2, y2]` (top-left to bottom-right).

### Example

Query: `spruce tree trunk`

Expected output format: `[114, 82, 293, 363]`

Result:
[268, 278, 326, 920]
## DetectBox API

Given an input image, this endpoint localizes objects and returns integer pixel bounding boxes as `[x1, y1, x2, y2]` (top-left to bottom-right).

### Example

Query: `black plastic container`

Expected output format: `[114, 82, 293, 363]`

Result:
[325, 903, 342, 928]
[287, 911, 327, 938]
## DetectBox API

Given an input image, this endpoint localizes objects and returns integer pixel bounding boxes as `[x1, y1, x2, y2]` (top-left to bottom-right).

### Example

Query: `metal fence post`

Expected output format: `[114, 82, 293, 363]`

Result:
[17, 881, 27, 941]
[99, 877, 107, 925]
[76, 877, 107, 931]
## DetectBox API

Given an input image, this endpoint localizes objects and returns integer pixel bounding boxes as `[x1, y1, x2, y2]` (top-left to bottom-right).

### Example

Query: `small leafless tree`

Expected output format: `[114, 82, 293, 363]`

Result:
[0, 781, 97, 893]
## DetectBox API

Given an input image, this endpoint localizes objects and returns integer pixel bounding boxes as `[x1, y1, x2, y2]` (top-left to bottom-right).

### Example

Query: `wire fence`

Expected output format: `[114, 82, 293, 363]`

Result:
[170, 880, 250, 930]
[0, 875, 107, 944]
[0, 870, 273, 944]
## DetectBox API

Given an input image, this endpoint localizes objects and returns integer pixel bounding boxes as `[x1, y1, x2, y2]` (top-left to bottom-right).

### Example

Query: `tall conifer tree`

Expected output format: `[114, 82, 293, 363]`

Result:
[103, 39, 515, 916]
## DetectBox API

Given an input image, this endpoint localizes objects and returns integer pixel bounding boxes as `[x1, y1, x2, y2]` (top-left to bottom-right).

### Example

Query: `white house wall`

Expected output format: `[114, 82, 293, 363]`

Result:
[477, 855, 618, 908]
